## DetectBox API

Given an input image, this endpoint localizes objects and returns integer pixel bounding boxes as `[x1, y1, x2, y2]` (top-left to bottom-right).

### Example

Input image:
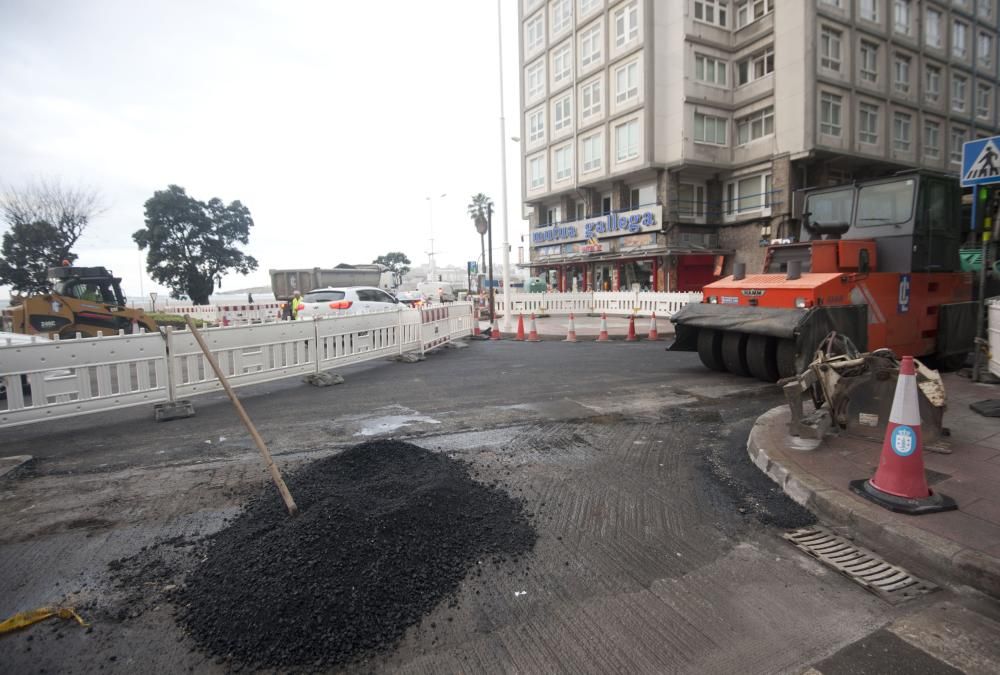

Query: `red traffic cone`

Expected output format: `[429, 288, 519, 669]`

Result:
[595, 313, 610, 342]
[473, 321, 481, 337]
[515, 313, 526, 341]
[563, 312, 578, 343]
[527, 313, 541, 342]
[490, 318, 501, 341]
[647, 312, 660, 341]
[625, 314, 639, 342]
[850, 356, 956, 515]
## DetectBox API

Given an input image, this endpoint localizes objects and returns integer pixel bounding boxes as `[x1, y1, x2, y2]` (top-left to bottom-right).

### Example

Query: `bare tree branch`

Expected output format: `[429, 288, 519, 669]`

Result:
[0, 178, 107, 254]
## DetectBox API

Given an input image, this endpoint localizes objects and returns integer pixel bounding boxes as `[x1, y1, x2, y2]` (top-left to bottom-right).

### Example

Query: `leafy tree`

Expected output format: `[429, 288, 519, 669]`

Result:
[0, 178, 104, 259]
[372, 252, 411, 287]
[0, 221, 77, 294]
[133, 185, 258, 305]
[467, 193, 493, 223]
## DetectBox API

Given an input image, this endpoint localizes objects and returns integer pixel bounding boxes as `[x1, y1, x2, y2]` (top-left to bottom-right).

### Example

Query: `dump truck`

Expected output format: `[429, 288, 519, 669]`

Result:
[670, 172, 978, 381]
[6, 265, 158, 338]
[268, 264, 389, 301]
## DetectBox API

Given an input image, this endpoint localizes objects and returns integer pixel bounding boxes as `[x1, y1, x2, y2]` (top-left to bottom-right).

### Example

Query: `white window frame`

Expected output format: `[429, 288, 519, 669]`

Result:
[551, 0, 573, 37]
[553, 95, 573, 132]
[694, 112, 728, 145]
[614, 119, 639, 163]
[892, 112, 912, 151]
[893, 0, 911, 35]
[737, 47, 774, 86]
[952, 74, 968, 113]
[979, 32, 994, 67]
[860, 41, 878, 83]
[859, 102, 879, 144]
[580, 77, 602, 121]
[925, 65, 941, 103]
[695, 53, 728, 87]
[580, 21, 602, 68]
[859, 0, 879, 22]
[678, 183, 707, 219]
[950, 127, 968, 164]
[820, 26, 842, 71]
[614, 60, 639, 105]
[893, 54, 910, 94]
[528, 107, 546, 144]
[926, 9, 942, 48]
[554, 144, 573, 182]
[694, 0, 728, 28]
[953, 21, 969, 59]
[820, 91, 843, 136]
[526, 13, 545, 54]
[526, 59, 546, 102]
[579, 0, 602, 18]
[978, 0, 995, 22]
[528, 155, 546, 190]
[581, 132, 603, 173]
[924, 120, 941, 159]
[614, 1, 639, 48]
[977, 83, 992, 119]
[735, 106, 774, 145]
[552, 42, 572, 85]
[724, 173, 773, 218]
[735, 0, 772, 29]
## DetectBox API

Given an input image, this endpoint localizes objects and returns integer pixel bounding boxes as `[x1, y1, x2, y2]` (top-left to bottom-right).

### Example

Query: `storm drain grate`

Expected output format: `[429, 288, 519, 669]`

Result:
[783, 526, 937, 604]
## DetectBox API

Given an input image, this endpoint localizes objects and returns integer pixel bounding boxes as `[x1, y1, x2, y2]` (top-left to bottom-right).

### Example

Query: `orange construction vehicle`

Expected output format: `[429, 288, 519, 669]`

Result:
[670, 173, 977, 381]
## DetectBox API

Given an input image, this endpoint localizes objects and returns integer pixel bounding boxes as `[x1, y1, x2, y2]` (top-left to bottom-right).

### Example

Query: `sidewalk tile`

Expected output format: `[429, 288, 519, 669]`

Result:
[907, 510, 1000, 554]
[963, 498, 1000, 526]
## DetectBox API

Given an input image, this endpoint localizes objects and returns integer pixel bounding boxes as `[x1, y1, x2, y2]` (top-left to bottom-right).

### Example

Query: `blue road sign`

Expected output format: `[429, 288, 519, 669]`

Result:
[961, 135, 1000, 187]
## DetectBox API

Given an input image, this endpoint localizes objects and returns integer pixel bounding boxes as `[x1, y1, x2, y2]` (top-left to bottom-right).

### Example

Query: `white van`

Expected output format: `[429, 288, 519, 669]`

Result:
[417, 281, 456, 303]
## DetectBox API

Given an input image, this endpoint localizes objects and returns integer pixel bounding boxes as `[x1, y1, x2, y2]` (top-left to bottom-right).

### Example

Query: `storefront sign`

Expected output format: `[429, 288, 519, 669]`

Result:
[529, 206, 662, 248]
[565, 239, 610, 255]
[534, 244, 562, 257]
[620, 232, 659, 249]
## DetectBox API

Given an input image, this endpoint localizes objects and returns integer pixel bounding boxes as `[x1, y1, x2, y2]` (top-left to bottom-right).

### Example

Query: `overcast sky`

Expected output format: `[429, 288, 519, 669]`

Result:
[0, 0, 526, 297]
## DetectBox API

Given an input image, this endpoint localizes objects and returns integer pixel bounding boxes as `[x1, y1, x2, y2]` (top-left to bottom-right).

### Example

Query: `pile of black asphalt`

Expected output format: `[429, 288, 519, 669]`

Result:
[172, 439, 536, 670]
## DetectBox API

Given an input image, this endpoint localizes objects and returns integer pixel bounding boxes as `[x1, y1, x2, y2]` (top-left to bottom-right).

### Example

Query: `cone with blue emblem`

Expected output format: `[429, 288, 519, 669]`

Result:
[850, 356, 957, 515]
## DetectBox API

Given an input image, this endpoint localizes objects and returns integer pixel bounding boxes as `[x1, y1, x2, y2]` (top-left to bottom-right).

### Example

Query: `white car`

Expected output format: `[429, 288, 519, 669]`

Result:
[296, 286, 402, 319]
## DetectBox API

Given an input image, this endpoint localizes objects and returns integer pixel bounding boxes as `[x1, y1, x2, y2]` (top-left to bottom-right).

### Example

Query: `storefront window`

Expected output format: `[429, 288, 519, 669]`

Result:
[621, 260, 654, 291]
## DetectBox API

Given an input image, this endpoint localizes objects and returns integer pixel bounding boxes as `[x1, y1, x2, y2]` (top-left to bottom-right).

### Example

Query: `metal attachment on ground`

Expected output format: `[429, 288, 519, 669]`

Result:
[784, 526, 937, 604]
[782, 333, 945, 444]
[303, 372, 344, 387]
[184, 315, 299, 517]
[563, 313, 578, 342]
[595, 313, 610, 342]
[515, 313, 526, 341]
[647, 312, 660, 341]
[153, 399, 196, 422]
[850, 355, 957, 515]
[392, 352, 425, 363]
[490, 318, 501, 341]
[625, 314, 639, 342]
[527, 313, 541, 342]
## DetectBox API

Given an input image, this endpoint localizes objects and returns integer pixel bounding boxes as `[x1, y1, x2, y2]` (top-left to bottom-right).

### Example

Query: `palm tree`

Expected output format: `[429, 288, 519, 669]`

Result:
[467, 193, 493, 222]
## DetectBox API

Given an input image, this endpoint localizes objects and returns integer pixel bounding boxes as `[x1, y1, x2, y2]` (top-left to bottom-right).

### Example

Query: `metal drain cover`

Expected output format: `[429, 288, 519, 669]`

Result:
[783, 526, 937, 604]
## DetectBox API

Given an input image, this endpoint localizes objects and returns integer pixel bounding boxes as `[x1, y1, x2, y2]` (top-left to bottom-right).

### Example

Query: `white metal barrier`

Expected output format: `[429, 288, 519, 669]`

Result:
[989, 298, 1000, 378]
[160, 302, 283, 325]
[0, 304, 474, 429]
[494, 291, 702, 317]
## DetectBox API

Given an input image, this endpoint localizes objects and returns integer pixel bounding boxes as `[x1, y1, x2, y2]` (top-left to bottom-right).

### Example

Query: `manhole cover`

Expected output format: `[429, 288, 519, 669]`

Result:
[783, 526, 937, 604]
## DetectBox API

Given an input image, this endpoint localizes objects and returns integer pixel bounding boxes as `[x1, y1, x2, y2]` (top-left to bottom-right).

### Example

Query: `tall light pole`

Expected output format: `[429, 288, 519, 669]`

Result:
[425, 193, 446, 281]
[496, 0, 512, 330]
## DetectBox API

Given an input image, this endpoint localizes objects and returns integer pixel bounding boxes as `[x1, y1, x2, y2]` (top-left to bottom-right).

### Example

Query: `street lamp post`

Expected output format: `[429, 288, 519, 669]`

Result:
[425, 193, 446, 282]
[496, 0, 511, 330]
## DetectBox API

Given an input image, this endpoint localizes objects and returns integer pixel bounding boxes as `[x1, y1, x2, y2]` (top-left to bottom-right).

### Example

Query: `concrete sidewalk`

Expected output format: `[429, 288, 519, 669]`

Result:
[749, 372, 1000, 599]
[478, 313, 676, 339]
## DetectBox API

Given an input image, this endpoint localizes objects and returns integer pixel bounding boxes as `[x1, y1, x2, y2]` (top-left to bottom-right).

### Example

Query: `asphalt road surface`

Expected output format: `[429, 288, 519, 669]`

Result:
[1, 340, 997, 673]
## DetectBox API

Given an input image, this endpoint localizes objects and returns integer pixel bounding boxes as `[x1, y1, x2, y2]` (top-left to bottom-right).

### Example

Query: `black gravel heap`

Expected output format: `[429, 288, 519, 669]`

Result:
[173, 440, 536, 669]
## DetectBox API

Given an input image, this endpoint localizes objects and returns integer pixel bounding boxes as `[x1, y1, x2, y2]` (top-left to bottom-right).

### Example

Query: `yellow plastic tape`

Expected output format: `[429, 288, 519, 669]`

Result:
[0, 607, 88, 634]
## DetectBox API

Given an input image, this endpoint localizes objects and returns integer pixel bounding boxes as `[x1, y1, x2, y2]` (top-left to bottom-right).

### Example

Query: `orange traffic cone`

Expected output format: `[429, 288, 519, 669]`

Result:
[515, 313, 526, 341]
[527, 313, 541, 342]
[595, 313, 610, 342]
[473, 322, 481, 337]
[647, 312, 660, 341]
[563, 313, 578, 343]
[490, 318, 501, 341]
[850, 356, 956, 515]
[625, 314, 639, 342]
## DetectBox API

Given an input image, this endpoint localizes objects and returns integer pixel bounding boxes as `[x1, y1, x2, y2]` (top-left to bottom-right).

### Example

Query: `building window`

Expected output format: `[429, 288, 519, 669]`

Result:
[582, 133, 602, 172]
[614, 1, 639, 48]
[726, 173, 772, 216]
[551, 0, 572, 36]
[694, 112, 727, 145]
[554, 145, 573, 181]
[924, 120, 940, 159]
[546, 206, 560, 225]
[528, 108, 546, 143]
[614, 61, 639, 104]
[977, 84, 993, 119]
[581, 78, 602, 119]
[579, 0, 602, 17]
[893, 112, 912, 151]
[737, 47, 774, 86]
[859, 0, 879, 22]
[979, 32, 994, 67]
[694, 0, 729, 27]
[735, 0, 772, 28]
[893, 54, 910, 94]
[695, 53, 727, 86]
[979, 0, 995, 22]
[526, 60, 546, 101]
[552, 42, 572, 85]
[859, 41, 878, 83]
[580, 22, 602, 67]
[529, 156, 545, 189]
[614, 119, 639, 162]
[526, 13, 545, 53]
[820, 0, 843, 6]
[925, 65, 941, 103]
[735, 106, 774, 144]
[953, 21, 968, 59]
[820, 27, 842, 71]
[678, 184, 706, 218]
[859, 102, 879, 144]
[953, 74, 967, 113]
[820, 91, 843, 136]
[950, 127, 968, 164]
[575, 200, 586, 219]
[554, 95, 573, 131]
[926, 9, 942, 48]
[893, 0, 911, 35]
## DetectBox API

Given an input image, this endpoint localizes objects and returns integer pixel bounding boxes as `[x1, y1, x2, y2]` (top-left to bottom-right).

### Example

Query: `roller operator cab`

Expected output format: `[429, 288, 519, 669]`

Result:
[670, 173, 977, 381]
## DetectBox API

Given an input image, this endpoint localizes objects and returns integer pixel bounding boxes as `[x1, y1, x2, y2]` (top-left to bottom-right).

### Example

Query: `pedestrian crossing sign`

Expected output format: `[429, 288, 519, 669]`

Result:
[961, 136, 1000, 187]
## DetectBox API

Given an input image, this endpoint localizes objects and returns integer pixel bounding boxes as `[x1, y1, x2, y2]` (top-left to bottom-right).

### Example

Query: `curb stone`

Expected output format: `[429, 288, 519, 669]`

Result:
[748, 405, 1000, 600]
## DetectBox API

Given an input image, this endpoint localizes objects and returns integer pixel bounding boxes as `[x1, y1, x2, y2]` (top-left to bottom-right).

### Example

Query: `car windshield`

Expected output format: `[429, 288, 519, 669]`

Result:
[856, 179, 915, 227]
[303, 290, 345, 302]
[805, 188, 854, 228]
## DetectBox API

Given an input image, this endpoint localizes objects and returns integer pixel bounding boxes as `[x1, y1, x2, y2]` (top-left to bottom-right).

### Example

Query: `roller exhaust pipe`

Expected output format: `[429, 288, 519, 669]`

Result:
[733, 262, 746, 281]
[786, 260, 801, 281]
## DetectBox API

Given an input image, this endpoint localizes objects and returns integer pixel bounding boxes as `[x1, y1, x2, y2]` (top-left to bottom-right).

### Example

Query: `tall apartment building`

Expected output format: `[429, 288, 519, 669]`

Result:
[519, 0, 1000, 292]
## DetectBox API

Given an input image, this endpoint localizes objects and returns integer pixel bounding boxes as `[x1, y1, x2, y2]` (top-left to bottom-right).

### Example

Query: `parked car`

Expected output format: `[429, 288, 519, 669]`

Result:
[395, 291, 426, 308]
[295, 286, 401, 319]
[417, 281, 456, 303]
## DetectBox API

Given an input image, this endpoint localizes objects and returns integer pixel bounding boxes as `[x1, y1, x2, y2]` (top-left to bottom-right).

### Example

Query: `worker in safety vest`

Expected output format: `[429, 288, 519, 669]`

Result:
[288, 290, 303, 320]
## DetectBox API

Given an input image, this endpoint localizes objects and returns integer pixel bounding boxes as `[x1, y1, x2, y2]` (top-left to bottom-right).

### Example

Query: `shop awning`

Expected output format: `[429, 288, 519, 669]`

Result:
[520, 246, 734, 267]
